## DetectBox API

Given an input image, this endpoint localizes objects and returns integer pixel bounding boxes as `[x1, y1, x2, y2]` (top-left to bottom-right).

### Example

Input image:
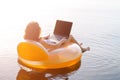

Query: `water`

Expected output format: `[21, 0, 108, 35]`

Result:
[0, 1, 120, 80]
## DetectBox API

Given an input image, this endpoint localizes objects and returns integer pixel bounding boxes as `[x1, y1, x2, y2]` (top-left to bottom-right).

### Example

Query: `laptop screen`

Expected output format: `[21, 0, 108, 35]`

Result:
[53, 20, 73, 38]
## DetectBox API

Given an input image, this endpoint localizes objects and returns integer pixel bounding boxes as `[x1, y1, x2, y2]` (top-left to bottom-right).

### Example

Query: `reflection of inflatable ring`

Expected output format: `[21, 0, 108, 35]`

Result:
[17, 40, 82, 69]
[17, 61, 81, 80]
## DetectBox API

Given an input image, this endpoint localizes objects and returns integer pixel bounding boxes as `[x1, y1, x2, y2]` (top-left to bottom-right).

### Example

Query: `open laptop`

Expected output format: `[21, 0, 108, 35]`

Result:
[53, 20, 73, 41]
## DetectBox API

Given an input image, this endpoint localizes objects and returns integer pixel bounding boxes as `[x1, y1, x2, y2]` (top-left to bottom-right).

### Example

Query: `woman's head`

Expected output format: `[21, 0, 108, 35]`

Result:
[24, 22, 41, 41]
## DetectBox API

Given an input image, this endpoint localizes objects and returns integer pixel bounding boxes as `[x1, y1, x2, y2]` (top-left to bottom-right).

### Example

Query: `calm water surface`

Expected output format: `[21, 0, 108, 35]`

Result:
[0, 7, 120, 80]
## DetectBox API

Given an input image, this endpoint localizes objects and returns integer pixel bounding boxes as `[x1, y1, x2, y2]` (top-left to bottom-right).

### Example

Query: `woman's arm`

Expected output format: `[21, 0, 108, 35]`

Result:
[41, 34, 50, 40]
[39, 38, 66, 51]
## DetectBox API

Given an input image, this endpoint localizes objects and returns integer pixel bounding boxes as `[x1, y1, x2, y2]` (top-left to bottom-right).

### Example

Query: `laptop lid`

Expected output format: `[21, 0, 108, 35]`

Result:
[53, 20, 73, 39]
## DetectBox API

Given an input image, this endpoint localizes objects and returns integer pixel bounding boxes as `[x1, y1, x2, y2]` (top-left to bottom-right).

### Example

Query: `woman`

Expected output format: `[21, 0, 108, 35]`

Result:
[24, 21, 90, 52]
[24, 21, 66, 51]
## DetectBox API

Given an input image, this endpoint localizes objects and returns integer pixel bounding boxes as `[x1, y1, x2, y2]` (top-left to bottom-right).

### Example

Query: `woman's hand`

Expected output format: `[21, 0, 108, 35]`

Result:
[57, 37, 67, 47]
[43, 34, 50, 39]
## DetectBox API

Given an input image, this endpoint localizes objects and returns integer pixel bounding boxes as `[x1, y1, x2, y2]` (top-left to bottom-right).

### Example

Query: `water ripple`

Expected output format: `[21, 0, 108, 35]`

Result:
[78, 31, 120, 80]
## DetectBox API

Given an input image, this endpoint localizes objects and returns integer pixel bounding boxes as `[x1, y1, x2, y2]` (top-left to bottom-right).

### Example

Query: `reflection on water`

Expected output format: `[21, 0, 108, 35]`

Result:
[16, 61, 81, 80]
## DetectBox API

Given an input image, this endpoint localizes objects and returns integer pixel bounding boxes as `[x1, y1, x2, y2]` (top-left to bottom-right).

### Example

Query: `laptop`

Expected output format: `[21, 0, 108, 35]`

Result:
[53, 20, 73, 41]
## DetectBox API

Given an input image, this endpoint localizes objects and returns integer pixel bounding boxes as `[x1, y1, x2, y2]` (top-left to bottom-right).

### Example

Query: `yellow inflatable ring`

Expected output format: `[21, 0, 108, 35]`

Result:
[17, 40, 82, 69]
